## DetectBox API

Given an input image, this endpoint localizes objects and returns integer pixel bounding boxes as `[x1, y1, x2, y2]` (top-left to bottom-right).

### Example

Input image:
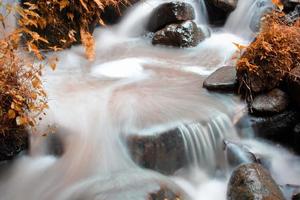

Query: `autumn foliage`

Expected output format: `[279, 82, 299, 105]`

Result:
[21, 0, 129, 59]
[237, 11, 300, 98]
[0, 0, 128, 134]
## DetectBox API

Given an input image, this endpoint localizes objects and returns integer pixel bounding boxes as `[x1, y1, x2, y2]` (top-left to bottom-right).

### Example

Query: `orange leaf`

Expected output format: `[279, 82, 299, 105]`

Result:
[8, 109, 16, 119]
[271, 0, 284, 11]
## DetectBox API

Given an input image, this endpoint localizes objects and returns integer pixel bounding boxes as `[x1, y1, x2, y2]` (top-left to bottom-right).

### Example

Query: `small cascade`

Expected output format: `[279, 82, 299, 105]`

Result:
[188, 0, 208, 24]
[225, 0, 273, 41]
[179, 114, 238, 172]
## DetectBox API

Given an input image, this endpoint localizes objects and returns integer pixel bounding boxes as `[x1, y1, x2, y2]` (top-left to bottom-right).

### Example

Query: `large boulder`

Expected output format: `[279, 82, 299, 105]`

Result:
[251, 88, 289, 116]
[126, 126, 187, 175]
[147, 2, 195, 32]
[203, 66, 237, 92]
[152, 21, 205, 48]
[227, 163, 285, 200]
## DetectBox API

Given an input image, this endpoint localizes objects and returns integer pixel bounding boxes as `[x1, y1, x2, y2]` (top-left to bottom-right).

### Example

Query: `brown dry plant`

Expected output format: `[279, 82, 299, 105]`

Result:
[237, 11, 300, 98]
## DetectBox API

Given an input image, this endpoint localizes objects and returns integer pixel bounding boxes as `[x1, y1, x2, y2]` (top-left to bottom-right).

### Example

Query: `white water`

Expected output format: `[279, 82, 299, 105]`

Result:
[1, 0, 300, 200]
[225, 0, 274, 41]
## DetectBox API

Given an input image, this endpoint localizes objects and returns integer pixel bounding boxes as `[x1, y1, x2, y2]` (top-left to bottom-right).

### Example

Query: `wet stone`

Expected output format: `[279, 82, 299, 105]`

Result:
[147, 2, 195, 32]
[227, 163, 285, 200]
[286, 66, 300, 108]
[237, 109, 300, 154]
[209, 0, 238, 12]
[126, 127, 187, 175]
[251, 88, 289, 115]
[204, 0, 238, 25]
[224, 140, 259, 167]
[203, 66, 237, 92]
[293, 192, 300, 200]
[148, 186, 184, 200]
[152, 21, 205, 48]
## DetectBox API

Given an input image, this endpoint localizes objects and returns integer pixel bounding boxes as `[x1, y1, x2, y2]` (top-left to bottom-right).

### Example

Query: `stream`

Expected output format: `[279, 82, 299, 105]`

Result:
[0, 0, 300, 200]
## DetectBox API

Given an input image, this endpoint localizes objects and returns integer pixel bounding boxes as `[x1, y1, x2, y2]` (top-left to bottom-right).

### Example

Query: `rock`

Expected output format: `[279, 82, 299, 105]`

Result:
[237, 109, 300, 154]
[148, 186, 184, 200]
[227, 163, 285, 200]
[204, 0, 237, 25]
[100, 0, 140, 25]
[210, 0, 238, 12]
[147, 2, 195, 32]
[152, 21, 204, 48]
[282, 0, 300, 12]
[293, 193, 300, 200]
[284, 4, 300, 24]
[127, 127, 187, 175]
[224, 140, 258, 167]
[251, 89, 289, 115]
[0, 129, 28, 161]
[286, 66, 300, 108]
[203, 66, 237, 91]
[46, 133, 64, 157]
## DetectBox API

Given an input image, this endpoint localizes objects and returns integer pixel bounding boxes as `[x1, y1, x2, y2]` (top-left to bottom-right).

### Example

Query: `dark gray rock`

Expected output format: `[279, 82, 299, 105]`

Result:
[284, 4, 300, 24]
[251, 89, 289, 115]
[0, 129, 28, 162]
[204, 0, 238, 25]
[147, 2, 195, 32]
[210, 0, 238, 12]
[282, 0, 300, 12]
[126, 127, 187, 175]
[293, 192, 300, 200]
[227, 163, 285, 200]
[203, 66, 237, 91]
[236, 109, 300, 154]
[286, 66, 300, 108]
[152, 21, 204, 48]
[100, 0, 140, 25]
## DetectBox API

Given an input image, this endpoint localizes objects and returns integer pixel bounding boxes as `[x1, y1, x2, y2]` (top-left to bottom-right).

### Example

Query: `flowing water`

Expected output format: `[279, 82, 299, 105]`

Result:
[1, 0, 300, 200]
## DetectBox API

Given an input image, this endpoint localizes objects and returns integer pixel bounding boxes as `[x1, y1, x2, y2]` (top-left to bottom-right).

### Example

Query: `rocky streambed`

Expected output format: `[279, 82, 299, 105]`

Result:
[1, 0, 300, 200]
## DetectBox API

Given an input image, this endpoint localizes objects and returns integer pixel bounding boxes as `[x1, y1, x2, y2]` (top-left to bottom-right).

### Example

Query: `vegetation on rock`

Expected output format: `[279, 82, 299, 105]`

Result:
[20, 0, 129, 59]
[237, 10, 300, 100]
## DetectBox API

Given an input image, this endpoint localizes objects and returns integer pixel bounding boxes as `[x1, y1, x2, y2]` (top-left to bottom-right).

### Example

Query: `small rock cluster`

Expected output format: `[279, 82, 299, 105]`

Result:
[147, 2, 206, 48]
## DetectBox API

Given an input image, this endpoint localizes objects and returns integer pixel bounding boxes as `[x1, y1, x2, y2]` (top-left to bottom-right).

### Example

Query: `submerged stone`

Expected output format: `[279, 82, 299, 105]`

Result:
[152, 21, 205, 48]
[127, 127, 187, 175]
[227, 163, 285, 200]
[251, 88, 289, 115]
[147, 2, 195, 32]
[203, 66, 237, 91]
[224, 140, 258, 167]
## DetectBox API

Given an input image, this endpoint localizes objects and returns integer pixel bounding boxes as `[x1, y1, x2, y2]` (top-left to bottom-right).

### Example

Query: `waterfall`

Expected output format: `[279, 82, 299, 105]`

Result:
[225, 0, 274, 41]
[179, 114, 238, 172]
